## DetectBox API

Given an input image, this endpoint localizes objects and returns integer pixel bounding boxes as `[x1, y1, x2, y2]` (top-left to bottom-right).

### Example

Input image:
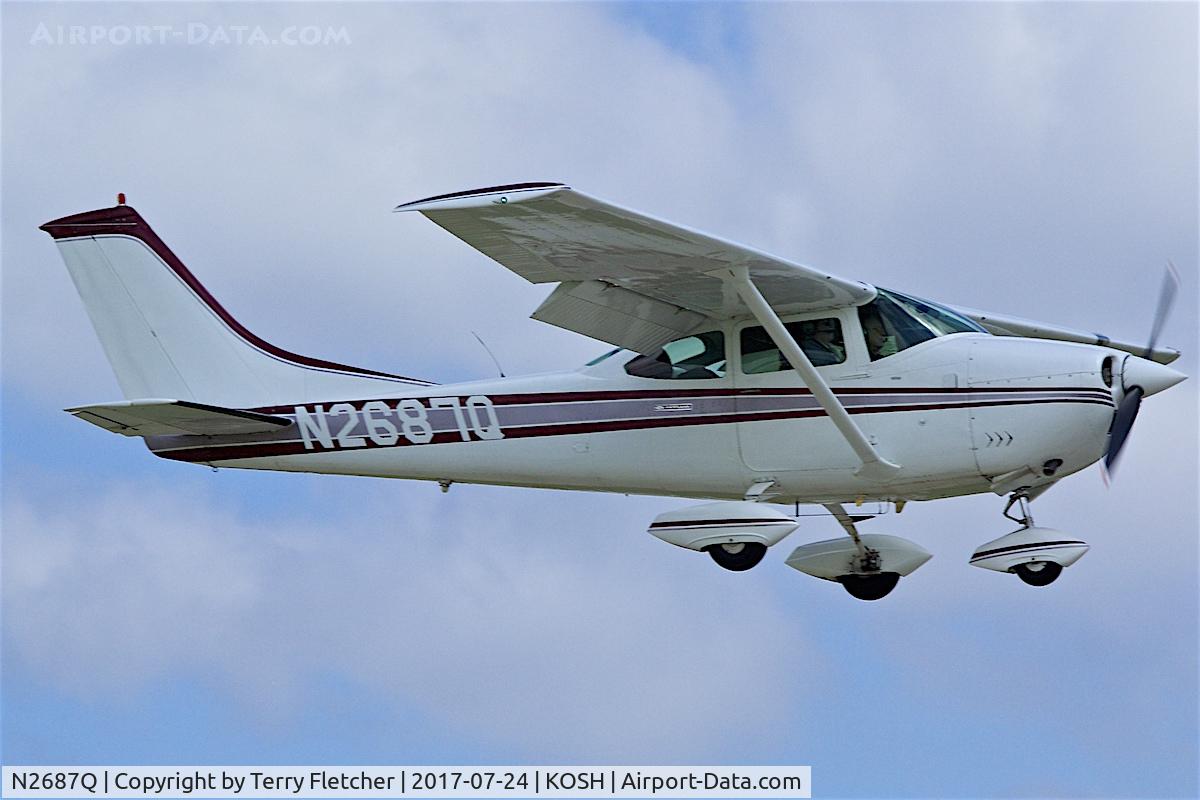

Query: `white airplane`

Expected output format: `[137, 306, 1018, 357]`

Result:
[42, 183, 1186, 600]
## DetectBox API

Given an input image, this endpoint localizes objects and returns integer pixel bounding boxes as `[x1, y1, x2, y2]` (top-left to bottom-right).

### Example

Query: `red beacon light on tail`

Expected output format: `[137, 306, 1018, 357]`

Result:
[117, 193, 126, 205]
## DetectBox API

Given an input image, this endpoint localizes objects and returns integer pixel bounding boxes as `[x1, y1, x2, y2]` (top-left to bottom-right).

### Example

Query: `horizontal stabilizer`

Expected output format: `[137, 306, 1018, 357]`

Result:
[66, 399, 292, 437]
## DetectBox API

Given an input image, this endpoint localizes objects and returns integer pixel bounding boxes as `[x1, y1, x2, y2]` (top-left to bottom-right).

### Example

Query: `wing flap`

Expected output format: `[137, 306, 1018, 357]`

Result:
[531, 280, 710, 353]
[67, 399, 292, 437]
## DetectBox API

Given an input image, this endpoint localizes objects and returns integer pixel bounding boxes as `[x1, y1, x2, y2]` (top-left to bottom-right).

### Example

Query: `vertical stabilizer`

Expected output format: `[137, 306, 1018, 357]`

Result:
[41, 204, 431, 408]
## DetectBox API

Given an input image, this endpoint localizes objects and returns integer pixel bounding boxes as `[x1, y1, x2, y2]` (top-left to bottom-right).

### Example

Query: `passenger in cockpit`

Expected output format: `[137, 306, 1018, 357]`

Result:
[804, 318, 845, 365]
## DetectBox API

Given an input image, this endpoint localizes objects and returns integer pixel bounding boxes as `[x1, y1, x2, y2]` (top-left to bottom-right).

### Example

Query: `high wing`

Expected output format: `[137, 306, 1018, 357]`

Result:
[395, 183, 875, 353]
[951, 305, 1180, 365]
[68, 399, 292, 437]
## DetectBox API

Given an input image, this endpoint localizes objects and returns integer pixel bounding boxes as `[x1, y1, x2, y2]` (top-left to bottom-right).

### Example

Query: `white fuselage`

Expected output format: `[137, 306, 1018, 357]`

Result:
[147, 326, 1119, 505]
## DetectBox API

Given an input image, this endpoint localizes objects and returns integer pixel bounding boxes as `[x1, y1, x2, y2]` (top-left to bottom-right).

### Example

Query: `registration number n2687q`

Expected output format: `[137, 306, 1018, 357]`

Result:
[293, 396, 502, 450]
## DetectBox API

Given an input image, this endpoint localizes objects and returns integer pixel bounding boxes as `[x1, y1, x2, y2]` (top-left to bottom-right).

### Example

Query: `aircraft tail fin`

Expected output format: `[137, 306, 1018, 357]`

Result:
[41, 204, 432, 408]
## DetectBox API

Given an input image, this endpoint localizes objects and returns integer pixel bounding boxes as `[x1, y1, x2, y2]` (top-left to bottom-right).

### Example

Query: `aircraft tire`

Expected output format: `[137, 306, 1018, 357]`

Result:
[1013, 561, 1063, 587]
[839, 572, 900, 601]
[705, 542, 767, 571]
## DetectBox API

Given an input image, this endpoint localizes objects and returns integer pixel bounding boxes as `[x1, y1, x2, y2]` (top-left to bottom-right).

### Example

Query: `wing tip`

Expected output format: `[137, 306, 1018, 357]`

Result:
[1153, 346, 1181, 365]
[394, 181, 568, 212]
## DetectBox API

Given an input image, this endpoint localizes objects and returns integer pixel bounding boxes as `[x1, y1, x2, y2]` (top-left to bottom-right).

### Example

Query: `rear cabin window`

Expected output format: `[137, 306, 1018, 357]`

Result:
[740, 317, 846, 374]
[624, 331, 726, 380]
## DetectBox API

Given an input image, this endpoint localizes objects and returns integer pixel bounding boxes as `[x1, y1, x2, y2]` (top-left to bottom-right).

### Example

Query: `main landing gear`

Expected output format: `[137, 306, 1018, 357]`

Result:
[784, 504, 932, 601]
[704, 541, 768, 571]
[646, 501, 799, 572]
[1012, 561, 1063, 587]
[826, 506, 901, 600]
[839, 571, 902, 601]
[969, 492, 1089, 586]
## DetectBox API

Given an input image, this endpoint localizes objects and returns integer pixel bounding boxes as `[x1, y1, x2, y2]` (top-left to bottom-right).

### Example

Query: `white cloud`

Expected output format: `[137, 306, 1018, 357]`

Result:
[4, 2, 1194, 399]
[2, 1, 1196, 791]
[3, 481, 821, 759]
[3, 2, 755, 395]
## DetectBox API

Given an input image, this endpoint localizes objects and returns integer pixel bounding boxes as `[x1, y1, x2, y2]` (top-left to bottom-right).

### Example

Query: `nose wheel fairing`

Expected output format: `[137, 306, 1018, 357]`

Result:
[969, 494, 1089, 586]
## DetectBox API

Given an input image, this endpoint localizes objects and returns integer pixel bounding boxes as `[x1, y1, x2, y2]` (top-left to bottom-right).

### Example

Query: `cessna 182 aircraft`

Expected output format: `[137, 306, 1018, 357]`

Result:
[41, 182, 1186, 600]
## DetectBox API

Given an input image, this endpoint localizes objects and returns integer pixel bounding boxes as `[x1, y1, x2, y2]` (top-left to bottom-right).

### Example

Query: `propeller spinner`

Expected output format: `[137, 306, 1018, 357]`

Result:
[1104, 264, 1186, 474]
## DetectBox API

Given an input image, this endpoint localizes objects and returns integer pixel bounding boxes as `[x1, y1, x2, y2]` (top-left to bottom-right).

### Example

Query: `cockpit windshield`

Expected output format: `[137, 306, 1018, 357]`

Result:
[859, 288, 986, 360]
[886, 289, 986, 335]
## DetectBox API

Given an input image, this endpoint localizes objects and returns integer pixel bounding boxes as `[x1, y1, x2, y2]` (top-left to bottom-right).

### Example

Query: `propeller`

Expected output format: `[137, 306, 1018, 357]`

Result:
[1104, 262, 1181, 475]
[1105, 385, 1143, 474]
[1143, 260, 1181, 359]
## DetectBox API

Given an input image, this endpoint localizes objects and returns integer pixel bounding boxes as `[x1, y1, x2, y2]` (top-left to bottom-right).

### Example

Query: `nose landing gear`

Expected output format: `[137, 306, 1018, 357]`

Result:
[1012, 560, 1064, 586]
[970, 492, 1089, 586]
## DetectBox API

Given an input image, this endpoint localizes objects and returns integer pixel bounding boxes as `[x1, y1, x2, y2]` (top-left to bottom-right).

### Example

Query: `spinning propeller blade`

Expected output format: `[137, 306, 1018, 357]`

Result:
[1144, 260, 1180, 358]
[1104, 386, 1142, 474]
[1104, 263, 1182, 476]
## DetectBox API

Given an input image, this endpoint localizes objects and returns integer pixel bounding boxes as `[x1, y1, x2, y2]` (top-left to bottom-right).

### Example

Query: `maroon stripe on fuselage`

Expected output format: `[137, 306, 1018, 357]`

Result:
[152, 396, 1114, 464]
[40, 206, 434, 385]
[248, 386, 1113, 415]
[485, 385, 1112, 405]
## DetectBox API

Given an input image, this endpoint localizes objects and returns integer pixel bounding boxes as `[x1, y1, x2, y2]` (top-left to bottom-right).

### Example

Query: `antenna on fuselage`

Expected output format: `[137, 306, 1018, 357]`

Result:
[470, 330, 506, 378]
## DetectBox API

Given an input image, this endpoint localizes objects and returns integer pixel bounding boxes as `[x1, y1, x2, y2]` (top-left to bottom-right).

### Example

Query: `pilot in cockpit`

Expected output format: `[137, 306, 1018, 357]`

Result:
[861, 309, 898, 360]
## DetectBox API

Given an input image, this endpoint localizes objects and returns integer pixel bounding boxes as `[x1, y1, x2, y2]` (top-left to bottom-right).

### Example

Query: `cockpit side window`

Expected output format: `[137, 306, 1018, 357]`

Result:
[740, 317, 846, 373]
[859, 294, 930, 360]
[624, 331, 726, 380]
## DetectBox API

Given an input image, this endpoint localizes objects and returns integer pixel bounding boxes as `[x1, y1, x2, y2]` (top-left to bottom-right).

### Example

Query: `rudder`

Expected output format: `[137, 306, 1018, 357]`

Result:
[41, 203, 431, 408]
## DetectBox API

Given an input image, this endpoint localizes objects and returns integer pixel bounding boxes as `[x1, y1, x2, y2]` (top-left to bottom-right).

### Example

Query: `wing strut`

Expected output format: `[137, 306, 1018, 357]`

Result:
[720, 267, 901, 480]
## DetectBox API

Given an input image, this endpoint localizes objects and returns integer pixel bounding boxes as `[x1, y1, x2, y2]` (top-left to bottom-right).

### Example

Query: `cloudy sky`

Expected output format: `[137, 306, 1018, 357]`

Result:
[2, 2, 1197, 797]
